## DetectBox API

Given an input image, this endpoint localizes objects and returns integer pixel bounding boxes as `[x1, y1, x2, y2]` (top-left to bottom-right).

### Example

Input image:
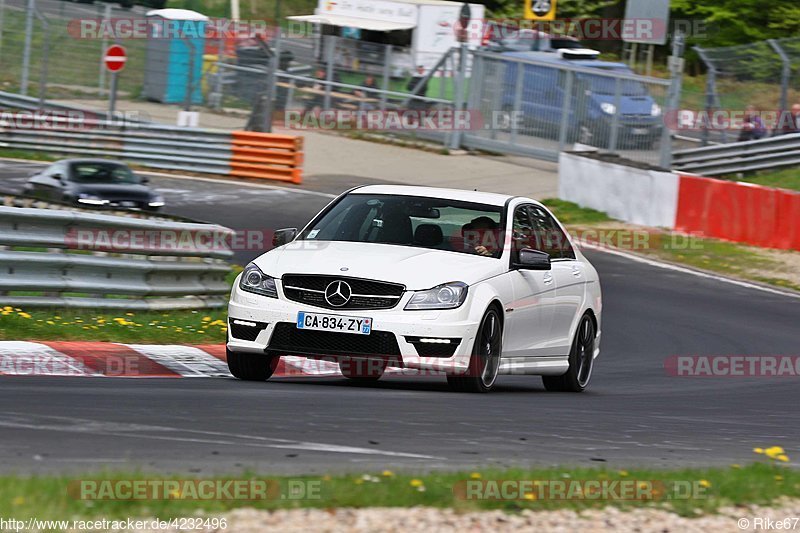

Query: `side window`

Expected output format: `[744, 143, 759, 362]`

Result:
[511, 205, 535, 260]
[44, 162, 64, 178]
[528, 205, 575, 260]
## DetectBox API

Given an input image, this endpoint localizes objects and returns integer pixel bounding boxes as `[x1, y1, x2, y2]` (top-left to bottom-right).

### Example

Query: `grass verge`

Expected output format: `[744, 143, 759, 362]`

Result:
[544, 200, 800, 293]
[733, 168, 800, 192]
[0, 463, 795, 520]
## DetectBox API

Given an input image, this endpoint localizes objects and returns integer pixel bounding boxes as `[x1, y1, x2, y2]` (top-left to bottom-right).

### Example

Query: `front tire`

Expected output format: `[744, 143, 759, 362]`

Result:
[227, 349, 278, 381]
[542, 313, 595, 392]
[447, 308, 502, 393]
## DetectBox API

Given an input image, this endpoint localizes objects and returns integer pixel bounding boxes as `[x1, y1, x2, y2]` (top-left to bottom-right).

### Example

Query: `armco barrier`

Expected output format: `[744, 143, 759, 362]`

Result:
[559, 152, 800, 251]
[0, 119, 303, 184]
[0, 206, 235, 309]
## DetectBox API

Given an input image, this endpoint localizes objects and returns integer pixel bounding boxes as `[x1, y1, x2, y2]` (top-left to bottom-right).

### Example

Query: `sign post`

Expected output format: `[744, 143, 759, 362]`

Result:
[103, 44, 127, 116]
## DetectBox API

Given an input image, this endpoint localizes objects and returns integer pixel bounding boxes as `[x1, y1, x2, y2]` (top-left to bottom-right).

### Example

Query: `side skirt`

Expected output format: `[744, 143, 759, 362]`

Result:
[498, 356, 569, 376]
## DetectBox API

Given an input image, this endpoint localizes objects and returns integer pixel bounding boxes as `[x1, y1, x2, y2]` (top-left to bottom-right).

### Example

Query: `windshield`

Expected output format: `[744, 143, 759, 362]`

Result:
[69, 162, 141, 184]
[299, 194, 505, 258]
[579, 67, 649, 96]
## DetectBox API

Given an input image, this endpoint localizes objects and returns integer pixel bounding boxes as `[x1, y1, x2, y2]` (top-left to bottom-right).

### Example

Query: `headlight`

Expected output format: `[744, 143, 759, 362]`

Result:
[404, 282, 468, 310]
[148, 195, 165, 207]
[239, 263, 278, 298]
[651, 103, 662, 117]
[77, 194, 109, 206]
[600, 102, 616, 115]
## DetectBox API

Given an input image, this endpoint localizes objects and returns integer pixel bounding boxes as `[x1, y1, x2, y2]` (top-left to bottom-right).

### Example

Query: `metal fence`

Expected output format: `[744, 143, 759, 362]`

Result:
[0, 205, 234, 309]
[462, 51, 674, 167]
[694, 37, 800, 144]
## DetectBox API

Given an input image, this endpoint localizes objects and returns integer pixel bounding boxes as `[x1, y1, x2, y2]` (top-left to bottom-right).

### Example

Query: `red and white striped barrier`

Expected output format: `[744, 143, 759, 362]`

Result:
[559, 152, 800, 251]
[0, 342, 341, 378]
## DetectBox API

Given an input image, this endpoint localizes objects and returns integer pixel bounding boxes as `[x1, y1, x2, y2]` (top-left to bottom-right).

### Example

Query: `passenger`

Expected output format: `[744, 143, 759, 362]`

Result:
[462, 216, 500, 257]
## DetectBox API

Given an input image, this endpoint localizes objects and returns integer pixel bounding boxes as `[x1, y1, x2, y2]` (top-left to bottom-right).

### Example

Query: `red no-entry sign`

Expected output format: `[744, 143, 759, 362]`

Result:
[103, 45, 127, 73]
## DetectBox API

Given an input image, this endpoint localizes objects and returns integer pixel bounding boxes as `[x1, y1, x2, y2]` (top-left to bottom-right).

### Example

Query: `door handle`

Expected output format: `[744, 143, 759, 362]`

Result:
[543, 272, 554, 285]
[571, 265, 582, 278]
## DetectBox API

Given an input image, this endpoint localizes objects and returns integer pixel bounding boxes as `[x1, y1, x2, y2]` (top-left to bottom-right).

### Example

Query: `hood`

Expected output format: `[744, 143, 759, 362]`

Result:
[70, 183, 154, 200]
[253, 241, 505, 290]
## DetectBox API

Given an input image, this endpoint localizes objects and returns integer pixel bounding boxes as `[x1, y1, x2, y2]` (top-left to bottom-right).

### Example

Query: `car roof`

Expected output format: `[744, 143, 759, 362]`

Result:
[503, 51, 628, 69]
[350, 185, 528, 208]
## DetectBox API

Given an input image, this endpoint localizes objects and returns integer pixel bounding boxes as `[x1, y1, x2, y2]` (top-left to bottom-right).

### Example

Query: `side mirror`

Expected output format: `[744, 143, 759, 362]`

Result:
[272, 227, 298, 247]
[513, 248, 551, 270]
[52, 173, 63, 181]
[139, 175, 149, 184]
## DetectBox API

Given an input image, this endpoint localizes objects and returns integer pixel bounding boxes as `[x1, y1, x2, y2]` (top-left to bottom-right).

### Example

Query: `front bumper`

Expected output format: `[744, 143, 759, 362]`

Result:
[227, 281, 481, 375]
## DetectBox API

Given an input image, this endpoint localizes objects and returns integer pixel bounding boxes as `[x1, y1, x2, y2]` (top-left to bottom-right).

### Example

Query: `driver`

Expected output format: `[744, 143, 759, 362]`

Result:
[462, 216, 500, 257]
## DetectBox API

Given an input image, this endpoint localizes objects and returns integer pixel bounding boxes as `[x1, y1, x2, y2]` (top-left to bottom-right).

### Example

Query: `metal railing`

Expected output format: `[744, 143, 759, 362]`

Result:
[0, 205, 234, 310]
[0, 119, 232, 176]
[672, 132, 800, 175]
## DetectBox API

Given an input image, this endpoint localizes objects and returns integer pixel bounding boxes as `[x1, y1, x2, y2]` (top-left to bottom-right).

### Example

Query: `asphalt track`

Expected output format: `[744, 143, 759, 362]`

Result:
[0, 160, 798, 475]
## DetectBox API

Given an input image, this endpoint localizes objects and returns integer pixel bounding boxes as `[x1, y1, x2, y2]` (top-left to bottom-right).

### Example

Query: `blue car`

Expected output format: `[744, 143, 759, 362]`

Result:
[500, 51, 663, 147]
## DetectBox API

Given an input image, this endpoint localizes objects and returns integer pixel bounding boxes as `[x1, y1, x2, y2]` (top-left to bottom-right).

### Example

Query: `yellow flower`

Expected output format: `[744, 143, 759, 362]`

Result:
[698, 479, 711, 488]
[523, 492, 536, 500]
[3, 306, 12, 311]
[469, 472, 482, 480]
[126, 312, 134, 317]
[322, 475, 331, 481]
[775, 475, 784, 481]
[618, 470, 629, 477]
[354, 478, 364, 485]
[731, 464, 742, 469]
[46, 321, 55, 325]
[17, 312, 31, 319]
[754, 448, 764, 454]
[202, 316, 212, 322]
[410, 479, 424, 488]
[12, 496, 25, 506]
[764, 446, 785, 459]
[382, 470, 394, 477]
[777, 455, 790, 462]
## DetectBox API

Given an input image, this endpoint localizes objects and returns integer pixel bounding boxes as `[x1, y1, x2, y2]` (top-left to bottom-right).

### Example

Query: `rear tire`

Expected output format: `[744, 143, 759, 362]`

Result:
[227, 349, 278, 381]
[340, 358, 386, 382]
[542, 313, 595, 392]
[447, 308, 502, 393]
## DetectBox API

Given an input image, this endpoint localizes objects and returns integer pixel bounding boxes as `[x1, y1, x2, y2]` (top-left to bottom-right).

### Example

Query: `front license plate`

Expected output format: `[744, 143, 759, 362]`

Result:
[296, 311, 372, 335]
[632, 128, 649, 135]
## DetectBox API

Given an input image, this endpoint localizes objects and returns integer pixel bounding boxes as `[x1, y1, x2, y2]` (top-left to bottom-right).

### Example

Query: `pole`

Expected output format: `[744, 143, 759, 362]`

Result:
[645, 44, 654, 77]
[449, 43, 468, 150]
[0, 0, 6, 61]
[99, 3, 111, 97]
[768, 39, 791, 113]
[184, 40, 195, 111]
[20, 0, 35, 95]
[660, 31, 685, 169]
[34, 10, 48, 109]
[109, 73, 118, 115]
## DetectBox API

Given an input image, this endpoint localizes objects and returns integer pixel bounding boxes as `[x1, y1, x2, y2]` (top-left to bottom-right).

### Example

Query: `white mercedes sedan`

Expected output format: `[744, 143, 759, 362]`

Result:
[227, 185, 602, 393]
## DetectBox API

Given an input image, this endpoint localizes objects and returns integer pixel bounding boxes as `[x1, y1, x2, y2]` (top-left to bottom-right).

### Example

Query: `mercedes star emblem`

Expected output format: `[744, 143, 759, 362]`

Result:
[324, 280, 352, 307]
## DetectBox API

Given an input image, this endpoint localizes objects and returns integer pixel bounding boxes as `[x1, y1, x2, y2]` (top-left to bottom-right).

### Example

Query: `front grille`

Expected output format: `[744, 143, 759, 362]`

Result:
[405, 337, 461, 357]
[267, 322, 401, 357]
[282, 274, 404, 310]
[229, 319, 268, 341]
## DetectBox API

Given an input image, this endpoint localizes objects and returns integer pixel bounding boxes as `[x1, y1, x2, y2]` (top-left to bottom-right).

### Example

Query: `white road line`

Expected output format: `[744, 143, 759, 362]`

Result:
[138, 171, 339, 198]
[581, 241, 800, 300]
[0, 413, 442, 459]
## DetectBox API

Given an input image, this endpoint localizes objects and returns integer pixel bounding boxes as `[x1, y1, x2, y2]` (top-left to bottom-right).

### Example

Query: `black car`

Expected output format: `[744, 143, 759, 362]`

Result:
[24, 159, 165, 211]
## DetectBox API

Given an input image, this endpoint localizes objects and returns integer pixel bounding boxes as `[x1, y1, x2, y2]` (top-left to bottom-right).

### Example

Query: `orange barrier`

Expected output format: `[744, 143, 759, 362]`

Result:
[675, 174, 800, 251]
[230, 131, 304, 184]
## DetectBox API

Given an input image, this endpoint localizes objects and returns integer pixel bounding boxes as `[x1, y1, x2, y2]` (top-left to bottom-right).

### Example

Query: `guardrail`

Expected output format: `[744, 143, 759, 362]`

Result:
[672, 133, 800, 175]
[0, 118, 304, 184]
[0, 206, 235, 310]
